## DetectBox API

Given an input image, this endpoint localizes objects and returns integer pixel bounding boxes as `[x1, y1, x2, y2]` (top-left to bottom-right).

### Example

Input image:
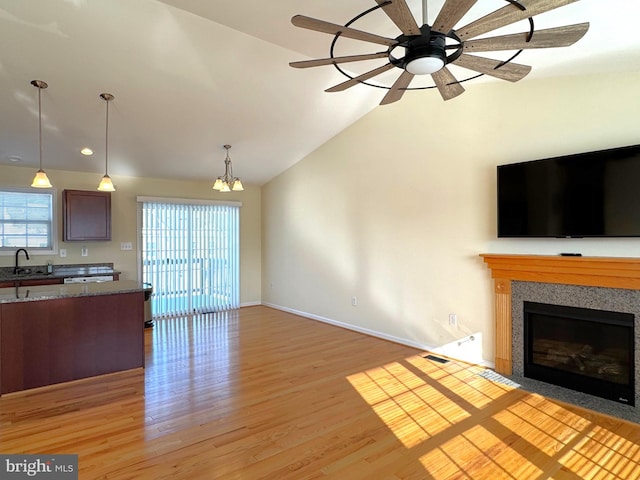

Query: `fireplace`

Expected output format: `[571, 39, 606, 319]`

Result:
[524, 301, 635, 406]
[481, 254, 640, 422]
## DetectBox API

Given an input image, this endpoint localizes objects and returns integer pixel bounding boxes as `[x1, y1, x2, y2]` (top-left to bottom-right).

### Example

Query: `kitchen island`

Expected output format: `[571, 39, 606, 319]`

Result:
[0, 280, 146, 395]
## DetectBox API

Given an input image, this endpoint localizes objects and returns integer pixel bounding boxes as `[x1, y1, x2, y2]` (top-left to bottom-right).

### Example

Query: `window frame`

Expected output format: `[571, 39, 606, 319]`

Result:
[0, 186, 58, 256]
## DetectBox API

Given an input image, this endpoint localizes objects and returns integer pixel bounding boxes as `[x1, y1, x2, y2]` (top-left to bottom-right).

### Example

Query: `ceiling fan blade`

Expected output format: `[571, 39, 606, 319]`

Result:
[325, 63, 396, 92]
[380, 70, 414, 105]
[431, 67, 465, 101]
[464, 22, 588, 52]
[290, 52, 389, 69]
[374, 0, 421, 36]
[457, 0, 581, 40]
[292, 15, 396, 46]
[453, 54, 531, 82]
[433, 0, 478, 34]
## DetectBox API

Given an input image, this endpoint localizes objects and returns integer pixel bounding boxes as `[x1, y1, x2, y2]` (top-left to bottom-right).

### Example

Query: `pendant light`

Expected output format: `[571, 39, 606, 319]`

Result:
[212, 144, 243, 192]
[30, 80, 52, 188]
[97, 93, 115, 192]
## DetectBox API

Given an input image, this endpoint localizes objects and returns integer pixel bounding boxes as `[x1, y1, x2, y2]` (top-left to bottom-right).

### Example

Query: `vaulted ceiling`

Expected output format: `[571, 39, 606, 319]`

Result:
[0, 0, 638, 186]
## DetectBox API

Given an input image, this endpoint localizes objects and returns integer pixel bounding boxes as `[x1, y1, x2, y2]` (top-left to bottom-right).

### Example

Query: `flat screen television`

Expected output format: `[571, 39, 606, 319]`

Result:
[497, 144, 640, 237]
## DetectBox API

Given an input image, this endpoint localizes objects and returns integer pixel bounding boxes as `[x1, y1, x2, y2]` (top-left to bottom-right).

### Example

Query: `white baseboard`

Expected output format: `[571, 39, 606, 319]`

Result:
[240, 301, 262, 308]
[261, 302, 494, 369]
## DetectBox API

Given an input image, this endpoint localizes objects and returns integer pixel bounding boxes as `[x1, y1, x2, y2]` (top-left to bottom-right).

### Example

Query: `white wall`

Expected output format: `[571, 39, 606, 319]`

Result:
[261, 71, 640, 366]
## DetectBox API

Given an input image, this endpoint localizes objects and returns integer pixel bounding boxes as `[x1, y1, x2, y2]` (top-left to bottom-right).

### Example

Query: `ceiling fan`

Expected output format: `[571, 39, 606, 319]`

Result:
[289, 0, 589, 104]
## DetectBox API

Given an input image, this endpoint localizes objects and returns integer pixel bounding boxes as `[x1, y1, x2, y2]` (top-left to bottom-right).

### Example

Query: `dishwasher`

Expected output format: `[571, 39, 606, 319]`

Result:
[63, 275, 114, 284]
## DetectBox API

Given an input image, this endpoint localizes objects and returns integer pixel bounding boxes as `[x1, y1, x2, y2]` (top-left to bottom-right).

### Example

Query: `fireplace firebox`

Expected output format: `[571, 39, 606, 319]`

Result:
[524, 301, 635, 406]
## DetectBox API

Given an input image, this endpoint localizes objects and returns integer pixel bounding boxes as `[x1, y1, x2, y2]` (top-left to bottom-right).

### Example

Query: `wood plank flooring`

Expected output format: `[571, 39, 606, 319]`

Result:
[1, 305, 640, 479]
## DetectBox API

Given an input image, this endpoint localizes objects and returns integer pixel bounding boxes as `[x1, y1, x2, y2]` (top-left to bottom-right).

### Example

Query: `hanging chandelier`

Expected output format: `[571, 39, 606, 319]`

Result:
[212, 144, 243, 192]
[97, 92, 115, 192]
[30, 80, 52, 188]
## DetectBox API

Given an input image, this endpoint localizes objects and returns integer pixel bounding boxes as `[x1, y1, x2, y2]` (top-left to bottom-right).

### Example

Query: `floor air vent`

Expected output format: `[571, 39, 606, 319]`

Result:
[423, 354, 449, 364]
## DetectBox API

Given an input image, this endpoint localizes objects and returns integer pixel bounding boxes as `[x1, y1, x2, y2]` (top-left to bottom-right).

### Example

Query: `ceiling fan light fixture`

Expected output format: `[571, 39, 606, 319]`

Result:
[30, 80, 52, 188]
[404, 33, 447, 75]
[406, 56, 445, 75]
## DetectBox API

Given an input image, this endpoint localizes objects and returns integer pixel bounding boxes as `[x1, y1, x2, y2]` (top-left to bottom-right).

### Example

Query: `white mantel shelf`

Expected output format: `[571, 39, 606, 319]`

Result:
[480, 254, 640, 375]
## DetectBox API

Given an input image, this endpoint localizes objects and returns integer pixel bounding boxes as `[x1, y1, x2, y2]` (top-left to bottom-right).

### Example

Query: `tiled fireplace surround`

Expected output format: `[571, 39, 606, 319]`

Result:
[482, 254, 640, 422]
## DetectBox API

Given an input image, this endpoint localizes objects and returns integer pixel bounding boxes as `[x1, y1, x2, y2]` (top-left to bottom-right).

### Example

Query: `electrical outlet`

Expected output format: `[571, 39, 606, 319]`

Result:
[449, 314, 457, 326]
[351, 296, 358, 306]
[81, 247, 88, 257]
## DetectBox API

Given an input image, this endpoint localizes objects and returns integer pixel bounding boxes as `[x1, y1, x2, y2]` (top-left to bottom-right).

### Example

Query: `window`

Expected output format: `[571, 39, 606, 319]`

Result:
[139, 197, 241, 317]
[0, 187, 55, 252]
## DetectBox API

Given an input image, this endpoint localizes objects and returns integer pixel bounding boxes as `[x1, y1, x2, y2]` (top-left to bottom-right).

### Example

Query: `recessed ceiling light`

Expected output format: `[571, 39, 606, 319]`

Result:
[80, 147, 94, 156]
[7, 155, 22, 163]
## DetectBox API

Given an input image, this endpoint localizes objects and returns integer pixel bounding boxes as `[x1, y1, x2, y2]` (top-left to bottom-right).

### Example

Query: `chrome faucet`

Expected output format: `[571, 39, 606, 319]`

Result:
[14, 248, 30, 274]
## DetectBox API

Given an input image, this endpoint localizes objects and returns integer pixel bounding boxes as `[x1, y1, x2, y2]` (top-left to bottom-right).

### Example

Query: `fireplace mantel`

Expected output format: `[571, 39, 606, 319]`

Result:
[481, 254, 640, 375]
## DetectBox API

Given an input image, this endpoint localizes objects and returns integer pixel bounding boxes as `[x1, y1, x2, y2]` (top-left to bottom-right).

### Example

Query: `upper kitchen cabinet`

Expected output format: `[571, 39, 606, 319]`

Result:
[63, 190, 111, 241]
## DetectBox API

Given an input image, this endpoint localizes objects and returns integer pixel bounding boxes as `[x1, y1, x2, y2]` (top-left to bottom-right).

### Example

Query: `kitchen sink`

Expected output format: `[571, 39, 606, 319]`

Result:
[12, 269, 48, 276]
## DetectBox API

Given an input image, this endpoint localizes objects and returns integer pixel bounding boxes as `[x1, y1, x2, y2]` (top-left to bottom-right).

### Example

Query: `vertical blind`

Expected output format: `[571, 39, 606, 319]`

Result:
[139, 198, 240, 318]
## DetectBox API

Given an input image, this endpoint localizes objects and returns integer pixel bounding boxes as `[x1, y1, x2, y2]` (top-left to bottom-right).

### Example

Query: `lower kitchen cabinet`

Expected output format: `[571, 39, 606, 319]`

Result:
[0, 277, 63, 288]
[0, 291, 144, 394]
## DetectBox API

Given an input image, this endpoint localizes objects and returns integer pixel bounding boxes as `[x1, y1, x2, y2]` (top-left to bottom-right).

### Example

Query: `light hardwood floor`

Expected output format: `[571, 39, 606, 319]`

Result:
[1, 306, 639, 479]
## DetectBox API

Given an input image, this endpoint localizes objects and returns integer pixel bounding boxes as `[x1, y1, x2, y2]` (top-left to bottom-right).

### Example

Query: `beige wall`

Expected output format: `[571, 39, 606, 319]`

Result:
[0, 165, 261, 305]
[261, 71, 640, 366]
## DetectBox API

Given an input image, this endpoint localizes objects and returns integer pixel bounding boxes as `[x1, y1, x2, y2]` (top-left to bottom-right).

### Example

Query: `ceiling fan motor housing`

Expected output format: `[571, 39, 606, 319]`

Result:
[402, 29, 447, 75]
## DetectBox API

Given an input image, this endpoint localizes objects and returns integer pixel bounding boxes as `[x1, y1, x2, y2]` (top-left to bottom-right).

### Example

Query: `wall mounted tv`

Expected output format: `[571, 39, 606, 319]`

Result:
[497, 144, 640, 238]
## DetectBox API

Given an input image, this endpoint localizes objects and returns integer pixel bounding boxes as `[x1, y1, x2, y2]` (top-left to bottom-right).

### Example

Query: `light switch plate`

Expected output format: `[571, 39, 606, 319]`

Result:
[60, 249, 67, 258]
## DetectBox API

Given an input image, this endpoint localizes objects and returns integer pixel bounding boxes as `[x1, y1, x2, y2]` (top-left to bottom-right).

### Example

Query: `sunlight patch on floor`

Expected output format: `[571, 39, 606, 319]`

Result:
[557, 423, 640, 479]
[347, 361, 453, 448]
[346, 355, 515, 449]
[420, 426, 534, 480]
[345, 353, 640, 478]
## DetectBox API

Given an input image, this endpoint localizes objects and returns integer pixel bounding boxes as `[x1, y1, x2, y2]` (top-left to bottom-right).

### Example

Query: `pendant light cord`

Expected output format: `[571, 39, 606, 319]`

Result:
[99, 93, 114, 177]
[105, 97, 109, 176]
[37, 84, 43, 170]
[422, 0, 428, 25]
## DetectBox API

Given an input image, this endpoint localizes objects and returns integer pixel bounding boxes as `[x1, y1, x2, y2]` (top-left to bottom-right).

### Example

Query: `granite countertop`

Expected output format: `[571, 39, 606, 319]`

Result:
[0, 280, 148, 304]
[0, 263, 121, 283]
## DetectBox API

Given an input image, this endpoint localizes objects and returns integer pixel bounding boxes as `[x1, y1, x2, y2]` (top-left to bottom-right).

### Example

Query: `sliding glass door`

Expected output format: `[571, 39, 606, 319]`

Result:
[140, 199, 240, 318]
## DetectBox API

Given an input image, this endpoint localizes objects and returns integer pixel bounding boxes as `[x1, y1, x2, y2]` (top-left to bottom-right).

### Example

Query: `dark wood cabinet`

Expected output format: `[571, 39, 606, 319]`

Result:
[1, 291, 144, 394]
[0, 277, 63, 288]
[63, 190, 111, 241]
[18, 278, 62, 286]
[0, 275, 119, 289]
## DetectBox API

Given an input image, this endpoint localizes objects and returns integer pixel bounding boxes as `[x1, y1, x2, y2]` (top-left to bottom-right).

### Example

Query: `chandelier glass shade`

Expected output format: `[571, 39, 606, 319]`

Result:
[213, 144, 243, 192]
[30, 80, 52, 188]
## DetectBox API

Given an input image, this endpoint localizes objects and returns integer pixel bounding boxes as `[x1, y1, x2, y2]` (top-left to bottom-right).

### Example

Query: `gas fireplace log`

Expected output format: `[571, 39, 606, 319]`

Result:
[570, 353, 586, 371]
[598, 364, 623, 376]
[534, 339, 627, 380]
